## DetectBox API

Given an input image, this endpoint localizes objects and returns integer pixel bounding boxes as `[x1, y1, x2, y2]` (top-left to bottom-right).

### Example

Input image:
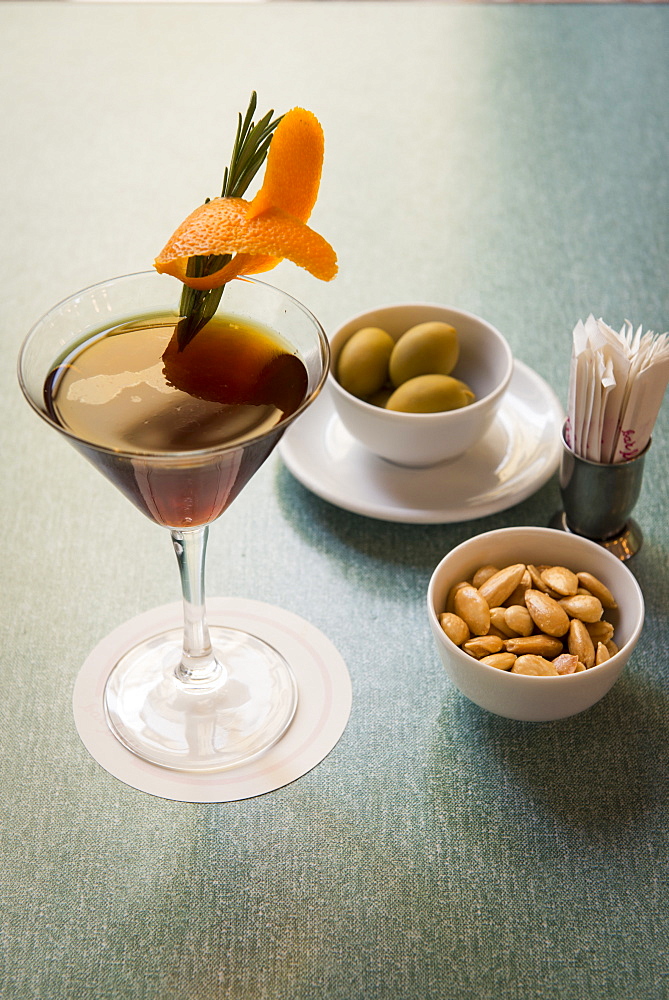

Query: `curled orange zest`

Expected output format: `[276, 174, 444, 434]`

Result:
[154, 107, 337, 290]
[246, 107, 324, 222]
[154, 198, 337, 288]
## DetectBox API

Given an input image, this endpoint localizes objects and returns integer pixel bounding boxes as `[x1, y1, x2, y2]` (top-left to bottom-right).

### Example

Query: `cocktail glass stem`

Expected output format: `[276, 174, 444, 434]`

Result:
[171, 526, 223, 685]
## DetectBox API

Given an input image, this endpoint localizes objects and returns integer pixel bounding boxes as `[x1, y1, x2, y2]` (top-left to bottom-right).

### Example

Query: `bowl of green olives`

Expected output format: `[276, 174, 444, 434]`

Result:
[329, 303, 513, 466]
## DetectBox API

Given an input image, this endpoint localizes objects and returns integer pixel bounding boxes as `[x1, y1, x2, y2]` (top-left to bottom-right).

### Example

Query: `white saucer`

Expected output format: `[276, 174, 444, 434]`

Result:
[279, 360, 564, 524]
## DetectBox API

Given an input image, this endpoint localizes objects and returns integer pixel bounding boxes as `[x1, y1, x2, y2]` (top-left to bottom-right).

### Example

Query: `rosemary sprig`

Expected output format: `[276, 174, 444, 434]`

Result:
[176, 93, 282, 350]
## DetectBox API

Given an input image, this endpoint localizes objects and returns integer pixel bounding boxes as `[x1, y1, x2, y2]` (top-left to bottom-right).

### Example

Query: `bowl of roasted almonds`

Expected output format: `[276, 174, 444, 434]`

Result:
[328, 303, 513, 466]
[427, 526, 644, 721]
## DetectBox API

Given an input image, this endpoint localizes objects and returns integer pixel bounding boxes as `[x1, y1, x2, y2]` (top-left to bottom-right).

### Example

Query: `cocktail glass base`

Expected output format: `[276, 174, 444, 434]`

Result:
[104, 626, 298, 772]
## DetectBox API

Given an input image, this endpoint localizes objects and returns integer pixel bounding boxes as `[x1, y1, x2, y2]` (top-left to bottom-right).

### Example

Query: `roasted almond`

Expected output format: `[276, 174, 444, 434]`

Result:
[446, 580, 470, 614]
[586, 620, 615, 643]
[439, 612, 470, 646]
[577, 572, 618, 609]
[540, 565, 579, 596]
[595, 641, 610, 665]
[490, 606, 516, 637]
[472, 564, 499, 588]
[553, 653, 581, 675]
[527, 564, 555, 594]
[511, 654, 558, 676]
[480, 652, 517, 671]
[503, 570, 532, 607]
[477, 563, 526, 609]
[454, 584, 491, 636]
[559, 594, 603, 623]
[504, 634, 564, 658]
[525, 589, 571, 637]
[463, 635, 504, 658]
[504, 605, 534, 637]
[567, 618, 595, 668]
[487, 624, 510, 640]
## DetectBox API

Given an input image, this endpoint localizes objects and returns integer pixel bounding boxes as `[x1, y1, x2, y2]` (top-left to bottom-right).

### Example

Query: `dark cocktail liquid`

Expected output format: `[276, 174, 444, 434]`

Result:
[45, 314, 308, 527]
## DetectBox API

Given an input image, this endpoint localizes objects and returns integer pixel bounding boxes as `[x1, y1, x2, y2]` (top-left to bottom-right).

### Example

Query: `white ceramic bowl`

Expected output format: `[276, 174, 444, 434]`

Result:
[427, 527, 645, 721]
[329, 303, 513, 466]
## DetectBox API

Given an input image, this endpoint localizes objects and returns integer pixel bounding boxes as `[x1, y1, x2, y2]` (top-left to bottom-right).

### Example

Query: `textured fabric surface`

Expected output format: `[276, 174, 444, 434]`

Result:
[1, 3, 668, 998]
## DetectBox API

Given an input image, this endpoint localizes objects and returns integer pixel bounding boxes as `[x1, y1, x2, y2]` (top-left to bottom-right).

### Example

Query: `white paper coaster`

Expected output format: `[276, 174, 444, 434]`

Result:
[72, 598, 352, 802]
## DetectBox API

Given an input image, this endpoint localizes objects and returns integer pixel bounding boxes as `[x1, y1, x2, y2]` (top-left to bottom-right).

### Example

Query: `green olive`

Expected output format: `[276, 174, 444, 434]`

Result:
[389, 321, 459, 387]
[336, 326, 395, 399]
[385, 374, 475, 413]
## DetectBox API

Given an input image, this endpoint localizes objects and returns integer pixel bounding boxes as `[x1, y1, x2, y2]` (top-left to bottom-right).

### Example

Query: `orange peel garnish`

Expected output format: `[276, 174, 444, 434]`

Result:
[246, 107, 324, 222]
[154, 107, 337, 290]
[155, 198, 337, 288]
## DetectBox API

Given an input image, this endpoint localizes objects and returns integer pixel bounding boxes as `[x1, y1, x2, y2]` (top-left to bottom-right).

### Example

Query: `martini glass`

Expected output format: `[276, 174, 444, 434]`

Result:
[18, 271, 329, 772]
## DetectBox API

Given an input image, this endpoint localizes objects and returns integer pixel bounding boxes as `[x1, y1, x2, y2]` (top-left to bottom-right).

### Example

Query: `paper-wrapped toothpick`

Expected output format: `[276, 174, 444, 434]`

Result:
[566, 315, 669, 463]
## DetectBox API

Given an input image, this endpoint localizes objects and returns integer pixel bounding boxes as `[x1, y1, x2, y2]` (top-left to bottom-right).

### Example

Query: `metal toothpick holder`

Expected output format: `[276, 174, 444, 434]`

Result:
[551, 424, 650, 561]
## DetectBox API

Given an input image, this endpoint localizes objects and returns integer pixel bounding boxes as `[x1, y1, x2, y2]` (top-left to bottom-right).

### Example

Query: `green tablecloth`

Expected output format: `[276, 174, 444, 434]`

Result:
[1, 3, 667, 998]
